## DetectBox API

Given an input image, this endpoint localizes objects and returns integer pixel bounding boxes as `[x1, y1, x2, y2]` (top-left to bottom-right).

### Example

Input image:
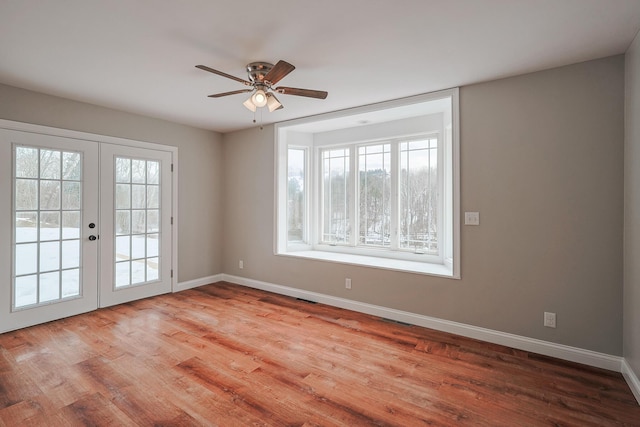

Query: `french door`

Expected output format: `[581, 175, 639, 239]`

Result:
[99, 144, 172, 307]
[0, 126, 174, 333]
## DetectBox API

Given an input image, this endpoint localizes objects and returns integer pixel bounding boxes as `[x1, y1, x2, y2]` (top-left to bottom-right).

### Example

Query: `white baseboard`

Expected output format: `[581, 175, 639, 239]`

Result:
[219, 274, 623, 373]
[622, 359, 640, 405]
[175, 274, 224, 292]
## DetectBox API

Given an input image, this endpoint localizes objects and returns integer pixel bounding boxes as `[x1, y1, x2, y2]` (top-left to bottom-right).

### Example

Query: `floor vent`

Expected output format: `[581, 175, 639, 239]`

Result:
[296, 298, 318, 304]
[382, 318, 412, 327]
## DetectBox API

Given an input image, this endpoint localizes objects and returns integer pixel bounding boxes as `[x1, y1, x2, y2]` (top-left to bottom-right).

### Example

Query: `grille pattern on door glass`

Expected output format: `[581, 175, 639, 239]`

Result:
[13, 146, 82, 309]
[115, 157, 160, 288]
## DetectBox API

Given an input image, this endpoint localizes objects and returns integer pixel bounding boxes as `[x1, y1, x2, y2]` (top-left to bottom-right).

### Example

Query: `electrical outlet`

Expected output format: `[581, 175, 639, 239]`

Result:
[544, 312, 556, 328]
[239, 260, 244, 269]
[345, 278, 352, 290]
[464, 212, 480, 225]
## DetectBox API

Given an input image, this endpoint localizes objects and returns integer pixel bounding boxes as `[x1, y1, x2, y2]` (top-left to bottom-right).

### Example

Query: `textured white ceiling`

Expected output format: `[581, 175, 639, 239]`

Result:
[1, 0, 639, 133]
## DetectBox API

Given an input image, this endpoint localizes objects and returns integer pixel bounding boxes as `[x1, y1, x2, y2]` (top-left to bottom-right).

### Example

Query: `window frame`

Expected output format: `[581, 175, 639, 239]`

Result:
[275, 89, 460, 278]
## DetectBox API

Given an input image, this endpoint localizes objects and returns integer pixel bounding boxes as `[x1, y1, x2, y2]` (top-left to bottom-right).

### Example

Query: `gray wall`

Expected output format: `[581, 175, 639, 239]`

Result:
[624, 33, 640, 377]
[0, 83, 224, 283]
[222, 56, 625, 355]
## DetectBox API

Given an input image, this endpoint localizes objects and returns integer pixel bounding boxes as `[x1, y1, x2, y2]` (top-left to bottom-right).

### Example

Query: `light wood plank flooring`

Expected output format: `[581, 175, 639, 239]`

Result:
[0, 282, 638, 426]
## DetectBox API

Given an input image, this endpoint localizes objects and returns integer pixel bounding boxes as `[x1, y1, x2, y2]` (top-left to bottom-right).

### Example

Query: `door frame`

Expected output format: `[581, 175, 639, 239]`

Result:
[0, 119, 178, 328]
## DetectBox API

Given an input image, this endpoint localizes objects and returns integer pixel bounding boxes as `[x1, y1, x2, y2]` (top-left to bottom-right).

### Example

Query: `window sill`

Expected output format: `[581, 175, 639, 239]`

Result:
[277, 250, 458, 278]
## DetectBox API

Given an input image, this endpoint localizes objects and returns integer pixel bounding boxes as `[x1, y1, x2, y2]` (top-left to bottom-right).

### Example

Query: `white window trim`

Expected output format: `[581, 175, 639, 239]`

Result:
[274, 89, 460, 278]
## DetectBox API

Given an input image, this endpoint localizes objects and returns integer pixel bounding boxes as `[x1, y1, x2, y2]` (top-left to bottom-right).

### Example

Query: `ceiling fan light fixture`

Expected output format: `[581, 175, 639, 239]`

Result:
[242, 96, 257, 112]
[251, 89, 268, 107]
[266, 93, 282, 112]
[197, 60, 327, 118]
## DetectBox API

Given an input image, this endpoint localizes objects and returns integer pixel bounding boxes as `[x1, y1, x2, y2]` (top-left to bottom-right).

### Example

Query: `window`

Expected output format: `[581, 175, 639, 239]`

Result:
[276, 89, 459, 277]
[358, 143, 390, 248]
[287, 148, 305, 243]
[322, 147, 351, 244]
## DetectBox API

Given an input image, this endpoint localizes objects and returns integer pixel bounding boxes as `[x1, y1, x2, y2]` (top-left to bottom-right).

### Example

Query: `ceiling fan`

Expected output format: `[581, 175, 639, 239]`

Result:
[195, 60, 328, 112]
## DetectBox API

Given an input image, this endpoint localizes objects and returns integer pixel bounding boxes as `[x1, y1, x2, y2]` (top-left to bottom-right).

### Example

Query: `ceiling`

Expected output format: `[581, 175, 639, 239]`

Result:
[1, 1, 639, 134]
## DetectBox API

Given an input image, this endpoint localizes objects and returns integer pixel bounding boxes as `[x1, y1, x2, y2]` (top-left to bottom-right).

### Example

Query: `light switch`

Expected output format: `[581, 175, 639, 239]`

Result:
[464, 212, 480, 225]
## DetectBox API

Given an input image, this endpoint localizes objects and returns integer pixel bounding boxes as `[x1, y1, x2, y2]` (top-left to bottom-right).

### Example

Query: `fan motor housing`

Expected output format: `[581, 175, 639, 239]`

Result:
[246, 62, 274, 83]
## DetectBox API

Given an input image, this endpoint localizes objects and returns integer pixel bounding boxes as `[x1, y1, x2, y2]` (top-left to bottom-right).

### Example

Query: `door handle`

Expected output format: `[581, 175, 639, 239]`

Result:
[89, 235, 98, 241]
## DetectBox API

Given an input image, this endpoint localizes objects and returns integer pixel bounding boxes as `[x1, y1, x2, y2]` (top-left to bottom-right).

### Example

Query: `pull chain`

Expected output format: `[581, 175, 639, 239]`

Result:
[252, 109, 264, 130]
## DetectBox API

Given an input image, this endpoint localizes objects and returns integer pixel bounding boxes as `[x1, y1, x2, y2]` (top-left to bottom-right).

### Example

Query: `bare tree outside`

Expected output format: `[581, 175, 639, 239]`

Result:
[315, 137, 439, 254]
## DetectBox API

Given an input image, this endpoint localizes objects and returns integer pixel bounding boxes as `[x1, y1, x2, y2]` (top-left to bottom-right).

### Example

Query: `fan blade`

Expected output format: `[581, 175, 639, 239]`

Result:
[196, 65, 252, 86]
[264, 60, 295, 85]
[208, 89, 253, 98]
[275, 86, 328, 99]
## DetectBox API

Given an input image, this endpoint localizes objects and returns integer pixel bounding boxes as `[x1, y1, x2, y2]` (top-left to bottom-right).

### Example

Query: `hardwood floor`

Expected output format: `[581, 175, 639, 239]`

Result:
[0, 282, 638, 426]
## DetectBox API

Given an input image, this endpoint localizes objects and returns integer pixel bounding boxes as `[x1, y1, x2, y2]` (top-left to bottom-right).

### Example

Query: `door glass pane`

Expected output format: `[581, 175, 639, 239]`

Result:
[16, 147, 38, 178]
[61, 240, 80, 269]
[115, 262, 130, 288]
[61, 269, 80, 297]
[113, 157, 162, 288]
[116, 235, 130, 259]
[147, 161, 159, 184]
[16, 212, 37, 243]
[15, 243, 37, 275]
[62, 182, 81, 210]
[40, 241, 60, 272]
[40, 272, 60, 302]
[147, 234, 159, 257]
[15, 275, 37, 307]
[62, 211, 80, 239]
[131, 185, 145, 209]
[131, 210, 145, 234]
[40, 180, 60, 210]
[132, 160, 146, 183]
[147, 186, 159, 208]
[116, 184, 130, 209]
[13, 146, 83, 309]
[116, 211, 131, 235]
[40, 212, 60, 241]
[40, 150, 61, 179]
[147, 258, 159, 281]
[131, 260, 145, 283]
[15, 179, 37, 210]
[131, 235, 145, 259]
[116, 158, 131, 183]
[62, 152, 81, 180]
